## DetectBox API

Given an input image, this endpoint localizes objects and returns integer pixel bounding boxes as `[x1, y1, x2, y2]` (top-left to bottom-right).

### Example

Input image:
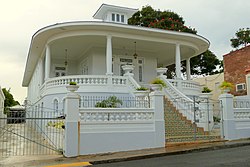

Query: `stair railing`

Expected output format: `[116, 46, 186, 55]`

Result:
[159, 76, 205, 127]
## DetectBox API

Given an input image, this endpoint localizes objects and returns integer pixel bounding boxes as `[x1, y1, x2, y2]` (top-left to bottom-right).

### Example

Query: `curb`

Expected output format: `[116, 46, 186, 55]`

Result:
[90, 141, 250, 165]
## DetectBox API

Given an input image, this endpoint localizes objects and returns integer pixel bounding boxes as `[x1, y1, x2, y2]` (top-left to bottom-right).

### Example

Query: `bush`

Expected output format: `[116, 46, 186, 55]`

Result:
[202, 86, 212, 93]
[151, 78, 166, 87]
[219, 81, 233, 90]
[136, 87, 149, 91]
[95, 96, 123, 108]
[69, 81, 77, 85]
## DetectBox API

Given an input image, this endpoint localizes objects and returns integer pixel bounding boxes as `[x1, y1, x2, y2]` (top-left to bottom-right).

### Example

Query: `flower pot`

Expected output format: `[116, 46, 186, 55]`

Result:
[134, 90, 150, 97]
[222, 88, 231, 94]
[66, 85, 79, 92]
[156, 68, 167, 77]
[150, 84, 162, 91]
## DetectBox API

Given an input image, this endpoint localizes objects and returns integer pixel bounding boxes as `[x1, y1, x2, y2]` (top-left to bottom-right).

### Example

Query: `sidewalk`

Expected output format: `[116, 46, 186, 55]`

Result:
[1, 139, 250, 167]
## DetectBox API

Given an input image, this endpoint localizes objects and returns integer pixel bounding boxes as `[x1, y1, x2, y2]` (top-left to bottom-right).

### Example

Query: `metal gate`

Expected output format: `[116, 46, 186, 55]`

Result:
[165, 96, 222, 143]
[0, 109, 64, 156]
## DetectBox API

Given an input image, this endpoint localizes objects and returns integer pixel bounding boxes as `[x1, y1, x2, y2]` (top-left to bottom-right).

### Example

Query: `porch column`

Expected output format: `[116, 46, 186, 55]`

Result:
[175, 43, 181, 80]
[106, 35, 113, 75]
[45, 45, 51, 80]
[186, 58, 191, 80]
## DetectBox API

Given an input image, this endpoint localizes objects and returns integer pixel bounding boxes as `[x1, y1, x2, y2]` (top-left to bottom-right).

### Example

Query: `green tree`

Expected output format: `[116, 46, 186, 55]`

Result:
[2, 88, 20, 113]
[129, 5, 221, 77]
[128, 5, 196, 34]
[230, 28, 250, 48]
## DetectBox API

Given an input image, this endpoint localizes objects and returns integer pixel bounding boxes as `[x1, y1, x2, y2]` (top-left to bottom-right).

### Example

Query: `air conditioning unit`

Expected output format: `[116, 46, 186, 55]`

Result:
[236, 83, 246, 92]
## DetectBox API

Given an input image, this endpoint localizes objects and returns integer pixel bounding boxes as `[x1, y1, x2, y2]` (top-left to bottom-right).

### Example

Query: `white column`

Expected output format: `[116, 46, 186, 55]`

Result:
[186, 58, 191, 80]
[45, 45, 51, 80]
[106, 35, 113, 75]
[175, 43, 181, 79]
[64, 87, 80, 157]
[219, 93, 237, 140]
[149, 91, 165, 147]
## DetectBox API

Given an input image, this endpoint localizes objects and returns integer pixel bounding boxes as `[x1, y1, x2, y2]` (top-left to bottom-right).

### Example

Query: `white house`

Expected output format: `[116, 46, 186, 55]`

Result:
[22, 4, 211, 156]
[22, 4, 209, 111]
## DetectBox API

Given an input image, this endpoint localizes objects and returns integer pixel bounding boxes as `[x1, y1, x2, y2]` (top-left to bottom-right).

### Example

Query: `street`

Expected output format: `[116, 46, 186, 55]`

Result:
[93, 145, 250, 167]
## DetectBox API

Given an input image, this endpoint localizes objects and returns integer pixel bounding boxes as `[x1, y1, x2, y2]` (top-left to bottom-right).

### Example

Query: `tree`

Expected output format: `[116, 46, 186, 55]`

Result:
[129, 5, 221, 77]
[128, 6, 196, 34]
[230, 28, 250, 48]
[2, 88, 20, 112]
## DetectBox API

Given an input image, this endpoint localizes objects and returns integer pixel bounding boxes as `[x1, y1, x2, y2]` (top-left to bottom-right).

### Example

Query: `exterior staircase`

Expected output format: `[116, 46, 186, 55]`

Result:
[164, 97, 220, 143]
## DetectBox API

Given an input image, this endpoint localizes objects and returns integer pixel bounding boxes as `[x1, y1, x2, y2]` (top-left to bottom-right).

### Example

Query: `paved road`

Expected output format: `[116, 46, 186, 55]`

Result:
[93, 145, 250, 167]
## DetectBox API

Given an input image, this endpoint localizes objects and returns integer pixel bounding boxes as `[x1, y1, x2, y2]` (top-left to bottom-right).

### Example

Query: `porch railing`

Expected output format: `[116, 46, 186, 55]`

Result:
[40, 75, 140, 96]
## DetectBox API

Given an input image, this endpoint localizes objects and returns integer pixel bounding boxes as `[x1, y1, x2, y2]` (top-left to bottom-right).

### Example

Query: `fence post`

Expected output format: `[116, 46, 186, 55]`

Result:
[219, 93, 237, 140]
[149, 91, 165, 147]
[64, 86, 80, 157]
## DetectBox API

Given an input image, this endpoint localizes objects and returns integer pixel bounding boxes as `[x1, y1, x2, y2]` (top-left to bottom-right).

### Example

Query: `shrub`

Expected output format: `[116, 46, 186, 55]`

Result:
[95, 96, 123, 108]
[219, 81, 233, 90]
[69, 81, 77, 85]
[202, 86, 212, 93]
[136, 87, 149, 91]
[151, 78, 166, 87]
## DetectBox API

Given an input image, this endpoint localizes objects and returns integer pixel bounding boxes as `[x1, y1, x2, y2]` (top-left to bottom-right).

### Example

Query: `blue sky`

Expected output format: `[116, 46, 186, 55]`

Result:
[0, 0, 249, 103]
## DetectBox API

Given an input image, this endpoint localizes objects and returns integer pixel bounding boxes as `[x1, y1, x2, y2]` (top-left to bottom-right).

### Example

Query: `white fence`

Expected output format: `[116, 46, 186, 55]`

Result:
[220, 94, 250, 140]
[63, 90, 165, 157]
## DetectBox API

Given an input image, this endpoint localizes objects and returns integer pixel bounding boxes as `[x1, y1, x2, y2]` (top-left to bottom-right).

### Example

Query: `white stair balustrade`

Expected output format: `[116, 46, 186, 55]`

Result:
[158, 75, 208, 131]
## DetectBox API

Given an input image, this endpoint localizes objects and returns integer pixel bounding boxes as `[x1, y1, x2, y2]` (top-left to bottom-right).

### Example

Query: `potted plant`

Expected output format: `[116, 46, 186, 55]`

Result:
[150, 78, 166, 91]
[156, 67, 167, 77]
[200, 86, 212, 99]
[66, 81, 79, 92]
[219, 81, 233, 93]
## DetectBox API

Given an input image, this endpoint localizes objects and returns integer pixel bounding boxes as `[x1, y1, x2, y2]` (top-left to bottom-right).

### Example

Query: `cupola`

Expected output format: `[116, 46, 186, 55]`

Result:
[93, 4, 138, 24]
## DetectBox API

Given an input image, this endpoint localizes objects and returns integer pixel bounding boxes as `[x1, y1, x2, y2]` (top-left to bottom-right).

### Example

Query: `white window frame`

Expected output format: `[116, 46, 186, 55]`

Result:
[236, 83, 246, 92]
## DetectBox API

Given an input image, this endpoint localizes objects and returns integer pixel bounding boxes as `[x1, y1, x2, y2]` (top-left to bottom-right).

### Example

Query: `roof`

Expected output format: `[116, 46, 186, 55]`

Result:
[22, 21, 209, 87]
[223, 45, 250, 57]
[93, 3, 138, 19]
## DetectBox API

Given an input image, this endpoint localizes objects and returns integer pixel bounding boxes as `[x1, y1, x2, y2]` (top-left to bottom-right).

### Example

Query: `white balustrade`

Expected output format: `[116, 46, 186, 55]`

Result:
[79, 109, 154, 123]
[233, 97, 250, 120]
[42, 75, 140, 92]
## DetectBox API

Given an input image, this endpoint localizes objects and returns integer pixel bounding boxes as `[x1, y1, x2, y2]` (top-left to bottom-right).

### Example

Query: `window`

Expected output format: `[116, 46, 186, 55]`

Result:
[138, 59, 143, 82]
[121, 15, 124, 22]
[236, 83, 246, 92]
[116, 14, 120, 22]
[112, 13, 115, 21]
[55, 66, 66, 77]
[53, 99, 59, 112]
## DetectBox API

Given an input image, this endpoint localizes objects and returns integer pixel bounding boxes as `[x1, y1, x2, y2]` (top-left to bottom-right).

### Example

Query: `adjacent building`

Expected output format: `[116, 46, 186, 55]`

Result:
[223, 45, 250, 96]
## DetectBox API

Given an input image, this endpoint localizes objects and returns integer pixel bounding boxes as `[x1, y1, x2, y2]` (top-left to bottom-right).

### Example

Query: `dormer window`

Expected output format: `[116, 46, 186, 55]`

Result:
[93, 4, 138, 24]
[121, 15, 124, 23]
[116, 14, 120, 22]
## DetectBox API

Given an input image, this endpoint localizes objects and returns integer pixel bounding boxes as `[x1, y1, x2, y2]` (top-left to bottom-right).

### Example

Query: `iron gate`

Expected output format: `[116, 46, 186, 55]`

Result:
[0, 109, 64, 156]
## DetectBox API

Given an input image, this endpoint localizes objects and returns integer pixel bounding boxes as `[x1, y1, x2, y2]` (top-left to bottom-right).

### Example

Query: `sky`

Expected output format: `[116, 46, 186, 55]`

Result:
[0, 0, 249, 104]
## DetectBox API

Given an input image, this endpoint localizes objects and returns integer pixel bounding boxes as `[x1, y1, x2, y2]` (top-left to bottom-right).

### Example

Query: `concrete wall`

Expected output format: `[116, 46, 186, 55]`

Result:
[220, 93, 250, 140]
[64, 90, 165, 157]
